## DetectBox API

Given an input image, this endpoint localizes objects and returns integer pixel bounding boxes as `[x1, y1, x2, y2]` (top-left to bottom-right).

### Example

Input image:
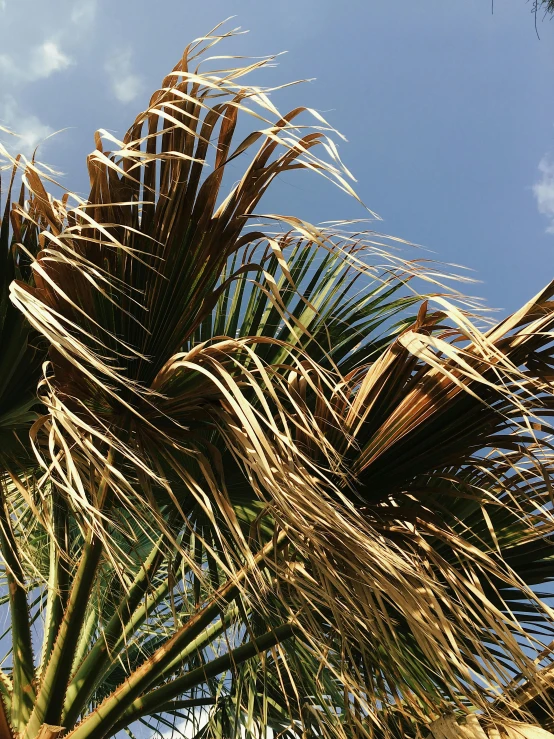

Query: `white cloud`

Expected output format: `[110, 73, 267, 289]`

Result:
[29, 41, 72, 79]
[0, 95, 53, 156]
[160, 715, 274, 738]
[533, 156, 554, 234]
[0, 54, 13, 75]
[104, 48, 143, 104]
[0, 41, 72, 84]
[71, 0, 96, 25]
[0, 0, 94, 162]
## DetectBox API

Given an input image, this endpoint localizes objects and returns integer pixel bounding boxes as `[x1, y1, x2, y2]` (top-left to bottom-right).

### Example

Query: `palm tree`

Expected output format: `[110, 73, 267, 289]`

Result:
[1, 24, 554, 739]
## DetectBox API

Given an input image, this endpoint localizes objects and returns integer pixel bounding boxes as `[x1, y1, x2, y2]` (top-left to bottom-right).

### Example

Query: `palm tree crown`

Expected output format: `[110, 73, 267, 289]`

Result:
[1, 24, 554, 739]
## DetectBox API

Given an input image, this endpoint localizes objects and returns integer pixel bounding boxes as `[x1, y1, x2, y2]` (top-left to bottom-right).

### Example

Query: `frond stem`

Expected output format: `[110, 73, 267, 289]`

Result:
[111, 622, 295, 735]
[64, 531, 288, 739]
[0, 477, 35, 731]
[23, 456, 113, 739]
[62, 534, 166, 727]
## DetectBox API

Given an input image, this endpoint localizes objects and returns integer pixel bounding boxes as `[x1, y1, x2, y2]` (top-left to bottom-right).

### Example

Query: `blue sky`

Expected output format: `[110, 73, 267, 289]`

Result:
[1, 0, 553, 317]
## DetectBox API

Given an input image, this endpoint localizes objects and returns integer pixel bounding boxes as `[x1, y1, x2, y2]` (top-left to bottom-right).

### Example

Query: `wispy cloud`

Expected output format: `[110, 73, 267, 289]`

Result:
[0, 0, 97, 158]
[30, 41, 72, 79]
[104, 48, 143, 104]
[160, 712, 275, 739]
[0, 95, 53, 156]
[533, 156, 554, 234]
[71, 0, 96, 25]
[0, 40, 72, 83]
[0, 0, 96, 88]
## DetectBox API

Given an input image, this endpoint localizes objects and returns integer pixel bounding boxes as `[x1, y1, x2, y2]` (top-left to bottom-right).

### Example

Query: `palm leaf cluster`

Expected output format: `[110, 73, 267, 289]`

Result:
[1, 24, 554, 739]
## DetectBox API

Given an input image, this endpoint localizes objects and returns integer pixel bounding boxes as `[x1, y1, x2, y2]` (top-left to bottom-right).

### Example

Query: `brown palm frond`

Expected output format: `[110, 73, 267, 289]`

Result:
[263, 282, 554, 731]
